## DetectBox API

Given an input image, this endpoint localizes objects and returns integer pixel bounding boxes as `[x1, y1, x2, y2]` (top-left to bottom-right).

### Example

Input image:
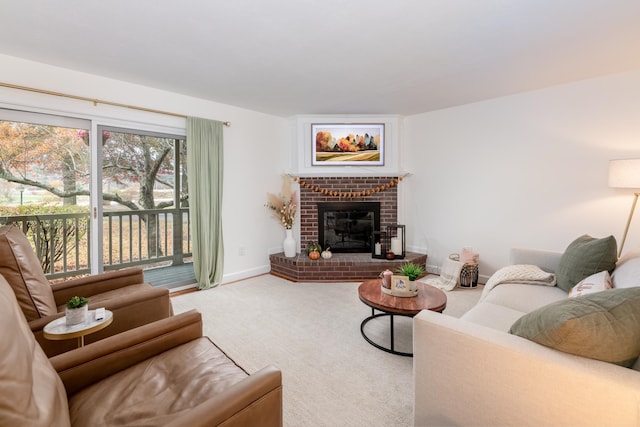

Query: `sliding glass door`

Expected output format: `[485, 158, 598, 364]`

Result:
[0, 110, 190, 280]
[0, 110, 91, 279]
[98, 126, 190, 272]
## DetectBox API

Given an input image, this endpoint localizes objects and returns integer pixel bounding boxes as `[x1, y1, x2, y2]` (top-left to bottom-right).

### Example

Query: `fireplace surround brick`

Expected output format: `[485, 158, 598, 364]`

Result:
[298, 176, 398, 253]
[269, 176, 421, 282]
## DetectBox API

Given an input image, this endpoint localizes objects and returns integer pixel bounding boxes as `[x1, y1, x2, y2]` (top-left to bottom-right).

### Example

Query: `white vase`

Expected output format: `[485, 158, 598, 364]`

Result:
[283, 229, 296, 257]
[66, 305, 88, 326]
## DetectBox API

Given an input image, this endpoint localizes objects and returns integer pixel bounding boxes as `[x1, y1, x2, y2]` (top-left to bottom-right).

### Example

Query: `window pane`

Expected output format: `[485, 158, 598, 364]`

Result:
[100, 128, 189, 269]
[0, 120, 90, 278]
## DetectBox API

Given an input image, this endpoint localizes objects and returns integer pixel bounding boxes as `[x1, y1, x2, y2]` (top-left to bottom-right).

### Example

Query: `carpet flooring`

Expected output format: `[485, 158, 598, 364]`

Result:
[171, 274, 483, 427]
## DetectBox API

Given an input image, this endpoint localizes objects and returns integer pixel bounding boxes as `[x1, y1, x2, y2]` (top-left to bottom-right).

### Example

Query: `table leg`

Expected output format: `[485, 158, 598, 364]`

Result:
[360, 312, 413, 357]
[389, 314, 395, 352]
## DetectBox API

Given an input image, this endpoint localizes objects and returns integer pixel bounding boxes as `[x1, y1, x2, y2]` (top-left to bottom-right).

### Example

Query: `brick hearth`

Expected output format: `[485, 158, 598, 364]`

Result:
[270, 252, 427, 282]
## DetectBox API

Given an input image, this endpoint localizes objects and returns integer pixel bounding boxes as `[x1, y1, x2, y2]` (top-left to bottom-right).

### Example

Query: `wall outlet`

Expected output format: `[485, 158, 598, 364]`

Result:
[238, 246, 246, 256]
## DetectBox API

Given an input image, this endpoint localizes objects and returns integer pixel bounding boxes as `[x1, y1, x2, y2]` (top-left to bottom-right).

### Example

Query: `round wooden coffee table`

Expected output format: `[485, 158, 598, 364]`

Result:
[358, 279, 446, 356]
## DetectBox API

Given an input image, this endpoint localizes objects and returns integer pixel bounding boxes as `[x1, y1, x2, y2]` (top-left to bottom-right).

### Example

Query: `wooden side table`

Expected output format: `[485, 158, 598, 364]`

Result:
[44, 309, 113, 347]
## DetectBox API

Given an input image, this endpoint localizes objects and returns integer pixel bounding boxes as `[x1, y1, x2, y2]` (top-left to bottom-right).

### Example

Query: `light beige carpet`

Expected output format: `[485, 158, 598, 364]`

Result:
[171, 274, 482, 427]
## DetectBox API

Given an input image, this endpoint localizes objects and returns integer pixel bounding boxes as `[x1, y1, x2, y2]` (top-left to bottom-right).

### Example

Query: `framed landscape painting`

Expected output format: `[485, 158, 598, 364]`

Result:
[312, 123, 384, 166]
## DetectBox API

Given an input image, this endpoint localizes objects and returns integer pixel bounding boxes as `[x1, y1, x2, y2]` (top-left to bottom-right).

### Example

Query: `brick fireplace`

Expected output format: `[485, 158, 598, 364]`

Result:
[298, 176, 399, 252]
[269, 175, 427, 282]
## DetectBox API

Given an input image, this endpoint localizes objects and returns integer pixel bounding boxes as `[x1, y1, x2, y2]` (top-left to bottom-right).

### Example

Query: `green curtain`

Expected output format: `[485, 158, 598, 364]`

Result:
[186, 117, 224, 289]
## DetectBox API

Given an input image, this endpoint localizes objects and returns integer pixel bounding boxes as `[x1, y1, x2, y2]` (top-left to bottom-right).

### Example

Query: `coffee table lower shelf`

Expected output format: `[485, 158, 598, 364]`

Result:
[360, 310, 416, 357]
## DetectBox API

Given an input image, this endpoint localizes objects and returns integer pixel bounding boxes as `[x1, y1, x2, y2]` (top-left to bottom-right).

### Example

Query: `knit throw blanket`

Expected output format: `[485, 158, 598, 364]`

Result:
[422, 258, 464, 292]
[481, 264, 556, 300]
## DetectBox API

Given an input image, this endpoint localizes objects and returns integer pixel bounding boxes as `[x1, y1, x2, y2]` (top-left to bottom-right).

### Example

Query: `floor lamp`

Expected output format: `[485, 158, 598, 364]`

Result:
[609, 159, 640, 258]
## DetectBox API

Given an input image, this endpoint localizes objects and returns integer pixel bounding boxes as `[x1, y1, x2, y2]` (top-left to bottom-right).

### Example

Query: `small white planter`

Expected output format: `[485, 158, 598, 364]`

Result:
[66, 305, 88, 326]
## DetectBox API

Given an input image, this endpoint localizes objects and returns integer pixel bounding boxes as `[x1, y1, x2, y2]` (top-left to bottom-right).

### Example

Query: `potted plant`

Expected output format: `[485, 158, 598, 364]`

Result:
[306, 241, 322, 260]
[396, 262, 425, 281]
[265, 176, 298, 258]
[65, 295, 89, 326]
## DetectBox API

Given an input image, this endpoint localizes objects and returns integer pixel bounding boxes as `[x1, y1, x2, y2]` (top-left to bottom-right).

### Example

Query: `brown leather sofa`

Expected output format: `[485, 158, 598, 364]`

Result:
[0, 274, 283, 426]
[0, 224, 173, 357]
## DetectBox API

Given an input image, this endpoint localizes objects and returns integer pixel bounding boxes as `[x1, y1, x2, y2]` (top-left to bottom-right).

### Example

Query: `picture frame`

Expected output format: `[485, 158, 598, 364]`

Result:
[391, 275, 410, 293]
[390, 274, 418, 297]
[311, 123, 384, 166]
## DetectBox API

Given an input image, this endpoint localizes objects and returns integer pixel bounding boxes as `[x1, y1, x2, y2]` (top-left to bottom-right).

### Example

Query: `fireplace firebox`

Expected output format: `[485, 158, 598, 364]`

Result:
[317, 202, 380, 253]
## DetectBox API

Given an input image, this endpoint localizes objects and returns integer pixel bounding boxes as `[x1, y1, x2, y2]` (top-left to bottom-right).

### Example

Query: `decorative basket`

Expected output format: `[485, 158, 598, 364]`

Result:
[460, 263, 479, 288]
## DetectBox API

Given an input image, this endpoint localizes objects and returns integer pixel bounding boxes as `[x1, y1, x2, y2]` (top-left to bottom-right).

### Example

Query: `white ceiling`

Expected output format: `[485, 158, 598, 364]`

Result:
[1, 0, 640, 117]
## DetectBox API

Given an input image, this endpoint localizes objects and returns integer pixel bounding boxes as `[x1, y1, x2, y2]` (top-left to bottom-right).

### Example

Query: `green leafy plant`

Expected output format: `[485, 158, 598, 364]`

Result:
[396, 262, 425, 281]
[66, 295, 88, 309]
[306, 241, 322, 255]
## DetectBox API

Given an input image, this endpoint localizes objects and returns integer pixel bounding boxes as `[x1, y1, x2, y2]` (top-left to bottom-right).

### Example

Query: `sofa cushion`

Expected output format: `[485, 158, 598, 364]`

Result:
[482, 282, 567, 316]
[509, 287, 640, 367]
[463, 283, 566, 332]
[461, 301, 527, 332]
[68, 337, 248, 426]
[612, 252, 640, 289]
[0, 275, 70, 427]
[556, 235, 617, 292]
[0, 225, 57, 321]
[568, 271, 612, 298]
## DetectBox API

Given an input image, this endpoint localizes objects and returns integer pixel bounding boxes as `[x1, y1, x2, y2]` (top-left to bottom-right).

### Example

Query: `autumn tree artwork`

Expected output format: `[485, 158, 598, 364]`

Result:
[311, 123, 384, 166]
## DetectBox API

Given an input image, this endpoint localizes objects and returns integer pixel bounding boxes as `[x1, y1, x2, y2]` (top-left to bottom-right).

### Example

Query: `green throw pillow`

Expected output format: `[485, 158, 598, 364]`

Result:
[556, 235, 617, 292]
[509, 287, 640, 367]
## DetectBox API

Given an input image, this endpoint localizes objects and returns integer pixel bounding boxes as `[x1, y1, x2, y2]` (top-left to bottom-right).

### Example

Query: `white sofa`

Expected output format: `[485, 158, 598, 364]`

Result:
[413, 247, 640, 427]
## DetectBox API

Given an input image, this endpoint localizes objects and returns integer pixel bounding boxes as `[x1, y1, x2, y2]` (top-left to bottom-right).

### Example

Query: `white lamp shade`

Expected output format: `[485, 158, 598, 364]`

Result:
[608, 159, 640, 189]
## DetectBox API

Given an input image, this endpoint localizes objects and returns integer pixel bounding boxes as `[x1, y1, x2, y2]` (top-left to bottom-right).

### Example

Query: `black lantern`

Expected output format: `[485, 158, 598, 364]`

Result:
[371, 230, 387, 259]
[386, 224, 405, 259]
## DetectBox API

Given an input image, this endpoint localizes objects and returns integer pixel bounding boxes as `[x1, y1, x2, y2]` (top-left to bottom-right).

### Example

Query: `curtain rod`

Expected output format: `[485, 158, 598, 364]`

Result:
[0, 82, 231, 127]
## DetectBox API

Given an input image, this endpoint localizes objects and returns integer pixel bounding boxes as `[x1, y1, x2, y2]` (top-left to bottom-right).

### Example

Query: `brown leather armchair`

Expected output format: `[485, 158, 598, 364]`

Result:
[0, 224, 173, 357]
[0, 274, 283, 427]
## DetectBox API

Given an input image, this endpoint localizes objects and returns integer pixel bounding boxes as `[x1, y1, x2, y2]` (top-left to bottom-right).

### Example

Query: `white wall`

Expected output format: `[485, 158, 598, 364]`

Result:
[0, 54, 289, 284]
[404, 69, 640, 279]
[3, 53, 640, 284]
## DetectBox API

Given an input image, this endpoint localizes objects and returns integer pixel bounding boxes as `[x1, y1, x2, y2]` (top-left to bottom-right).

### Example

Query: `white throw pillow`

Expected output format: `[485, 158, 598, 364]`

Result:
[568, 270, 612, 298]
[612, 253, 640, 289]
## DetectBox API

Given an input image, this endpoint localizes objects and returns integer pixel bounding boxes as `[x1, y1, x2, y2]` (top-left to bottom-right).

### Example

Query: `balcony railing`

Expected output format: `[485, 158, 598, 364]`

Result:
[1, 208, 191, 280]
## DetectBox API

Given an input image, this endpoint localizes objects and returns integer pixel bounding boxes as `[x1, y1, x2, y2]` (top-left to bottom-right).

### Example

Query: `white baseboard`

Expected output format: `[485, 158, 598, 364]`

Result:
[426, 263, 441, 275]
[222, 264, 271, 284]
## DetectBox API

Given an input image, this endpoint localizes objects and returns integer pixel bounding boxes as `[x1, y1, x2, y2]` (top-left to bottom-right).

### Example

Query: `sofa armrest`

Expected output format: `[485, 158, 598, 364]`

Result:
[51, 268, 145, 305]
[164, 365, 283, 427]
[51, 310, 202, 396]
[413, 310, 640, 427]
[29, 311, 65, 331]
[509, 247, 563, 273]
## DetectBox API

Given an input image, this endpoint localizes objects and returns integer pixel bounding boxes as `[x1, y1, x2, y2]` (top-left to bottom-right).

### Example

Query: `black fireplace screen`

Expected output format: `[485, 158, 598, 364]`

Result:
[317, 202, 380, 253]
